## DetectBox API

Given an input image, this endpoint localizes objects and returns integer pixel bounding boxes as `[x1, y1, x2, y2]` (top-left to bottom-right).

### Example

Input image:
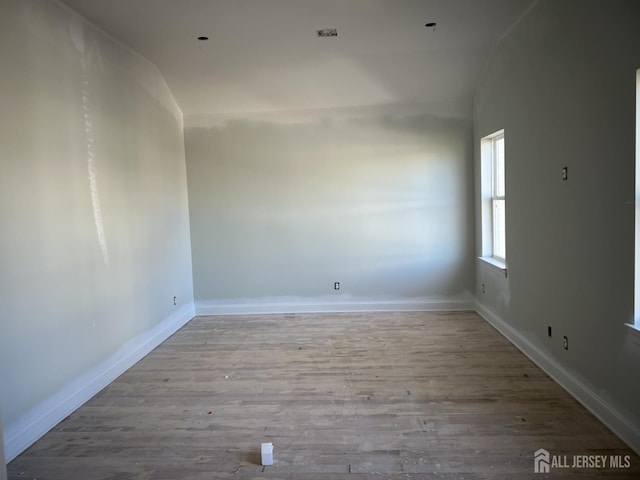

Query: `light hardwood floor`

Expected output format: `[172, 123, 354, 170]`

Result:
[7, 311, 640, 479]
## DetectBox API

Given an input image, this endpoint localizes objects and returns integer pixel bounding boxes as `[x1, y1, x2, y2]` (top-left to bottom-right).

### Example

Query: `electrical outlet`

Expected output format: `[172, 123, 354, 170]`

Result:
[548, 326, 552, 337]
[562, 166, 568, 181]
[173, 296, 177, 306]
[334, 282, 340, 290]
[481, 283, 486, 293]
[563, 336, 568, 350]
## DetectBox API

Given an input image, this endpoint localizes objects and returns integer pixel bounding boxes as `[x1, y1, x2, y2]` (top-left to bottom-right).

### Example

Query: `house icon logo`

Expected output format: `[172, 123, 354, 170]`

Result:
[534, 448, 550, 473]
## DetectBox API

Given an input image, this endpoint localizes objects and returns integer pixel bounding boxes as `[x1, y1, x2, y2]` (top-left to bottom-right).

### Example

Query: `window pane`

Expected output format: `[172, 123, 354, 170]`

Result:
[493, 199, 506, 260]
[494, 136, 505, 197]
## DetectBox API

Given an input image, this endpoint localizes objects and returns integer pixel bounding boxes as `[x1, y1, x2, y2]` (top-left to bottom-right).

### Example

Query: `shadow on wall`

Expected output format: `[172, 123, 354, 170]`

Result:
[185, 108, 474, 302]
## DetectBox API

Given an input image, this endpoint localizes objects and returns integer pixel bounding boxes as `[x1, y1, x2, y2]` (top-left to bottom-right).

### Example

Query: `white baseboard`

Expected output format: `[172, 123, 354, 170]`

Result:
[476, 303, 640, 456]
[196, 297, 475, 316]
[4, 303, 195, 462]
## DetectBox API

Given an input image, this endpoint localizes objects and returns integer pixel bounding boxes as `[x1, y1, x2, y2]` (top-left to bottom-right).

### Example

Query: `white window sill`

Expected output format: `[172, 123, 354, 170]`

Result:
[625, 323, 640, 344]
[478, 256, 508, 277]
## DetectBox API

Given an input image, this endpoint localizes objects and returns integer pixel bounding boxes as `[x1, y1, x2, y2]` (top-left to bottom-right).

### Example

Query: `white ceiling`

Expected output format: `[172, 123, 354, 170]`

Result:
[60, 0, 535, 116]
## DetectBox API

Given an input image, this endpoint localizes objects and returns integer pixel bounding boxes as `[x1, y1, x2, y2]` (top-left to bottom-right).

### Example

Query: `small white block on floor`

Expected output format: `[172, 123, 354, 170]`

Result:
[261, 442, 273, 466]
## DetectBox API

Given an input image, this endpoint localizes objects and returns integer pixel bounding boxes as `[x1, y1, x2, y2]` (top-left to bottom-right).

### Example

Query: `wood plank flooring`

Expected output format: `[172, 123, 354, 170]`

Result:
[7, 311, 640, 479]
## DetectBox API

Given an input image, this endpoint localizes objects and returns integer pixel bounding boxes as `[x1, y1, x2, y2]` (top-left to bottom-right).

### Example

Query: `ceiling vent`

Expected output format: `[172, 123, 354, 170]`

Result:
[317, 28, 338, 38]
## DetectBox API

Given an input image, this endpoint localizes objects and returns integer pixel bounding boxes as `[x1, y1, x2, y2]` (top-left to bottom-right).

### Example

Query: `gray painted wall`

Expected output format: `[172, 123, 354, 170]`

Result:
[186, 105, 475, 310]
[475, 0, 640, 433]
[0, 0, 193, 434]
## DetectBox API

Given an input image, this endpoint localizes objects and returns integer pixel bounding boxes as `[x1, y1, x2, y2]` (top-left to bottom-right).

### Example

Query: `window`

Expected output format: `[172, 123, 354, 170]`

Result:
[480, 130, 507, 273]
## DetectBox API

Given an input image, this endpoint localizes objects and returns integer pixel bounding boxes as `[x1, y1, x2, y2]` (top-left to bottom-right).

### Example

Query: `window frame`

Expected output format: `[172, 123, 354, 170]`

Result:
[630, 70, 640, 336]
[479, 129, 507, 276]
[491, 133, 506, 263]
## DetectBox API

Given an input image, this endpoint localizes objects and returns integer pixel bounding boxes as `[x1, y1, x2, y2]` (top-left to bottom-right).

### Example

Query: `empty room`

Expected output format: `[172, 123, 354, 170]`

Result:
[2, 0, 640, 478]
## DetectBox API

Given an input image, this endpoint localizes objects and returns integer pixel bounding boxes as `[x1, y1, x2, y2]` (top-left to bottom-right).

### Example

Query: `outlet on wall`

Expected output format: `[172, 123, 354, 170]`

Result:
[334, 282, 340, 290]
[563, 336, 568, 350]
[173, 296, 177, 306]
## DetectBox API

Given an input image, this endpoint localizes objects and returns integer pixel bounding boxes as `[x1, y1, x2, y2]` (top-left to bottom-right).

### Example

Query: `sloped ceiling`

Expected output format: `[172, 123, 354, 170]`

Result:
[60, 0, 535, 116]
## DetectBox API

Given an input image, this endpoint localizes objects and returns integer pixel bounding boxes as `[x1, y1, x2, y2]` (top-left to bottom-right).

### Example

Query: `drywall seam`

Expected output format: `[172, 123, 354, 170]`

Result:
[53, 0, 142, 65]
[52, 0, 183, 121]
[196, 299, 475, 316]
[78, 45, 109, 266]
[494, 0, 541, 48]
[474, 0, 541, 102]
[476, 303, 640, 456]
[3, 303, 195, 462]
